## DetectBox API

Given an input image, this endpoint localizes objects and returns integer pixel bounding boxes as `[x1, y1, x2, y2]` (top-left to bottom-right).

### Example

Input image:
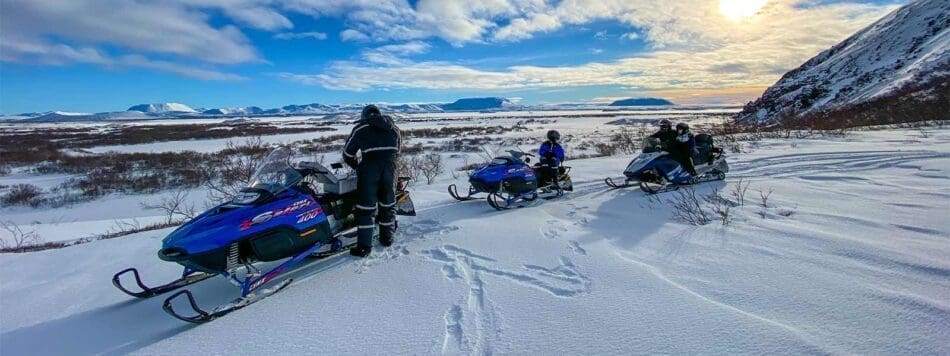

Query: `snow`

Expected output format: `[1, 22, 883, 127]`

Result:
[127, 103, 197, 114]
[1, 126, 948, 354]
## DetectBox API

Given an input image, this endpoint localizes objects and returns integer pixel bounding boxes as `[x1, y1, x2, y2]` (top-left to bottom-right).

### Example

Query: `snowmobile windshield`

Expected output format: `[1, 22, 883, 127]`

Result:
[248, 147, 303, 195]
[489, 157, 511, 166]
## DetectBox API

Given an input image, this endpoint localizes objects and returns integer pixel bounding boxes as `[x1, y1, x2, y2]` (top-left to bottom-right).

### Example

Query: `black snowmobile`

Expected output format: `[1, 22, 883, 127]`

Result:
[605, 134, 729, 193]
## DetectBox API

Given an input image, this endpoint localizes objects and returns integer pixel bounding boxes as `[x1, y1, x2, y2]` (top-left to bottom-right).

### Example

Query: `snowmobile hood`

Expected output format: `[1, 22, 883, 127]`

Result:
[471, 156, 534, 184]
[160, 189, 326, 257]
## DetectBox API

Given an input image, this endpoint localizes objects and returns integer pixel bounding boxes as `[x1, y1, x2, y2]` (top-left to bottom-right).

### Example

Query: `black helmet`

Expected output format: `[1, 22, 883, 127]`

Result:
[675, 122, 689, 132]
[361, 104, 381, 121]
[547, 130, 561, 142]
[659, 119, 672, 130]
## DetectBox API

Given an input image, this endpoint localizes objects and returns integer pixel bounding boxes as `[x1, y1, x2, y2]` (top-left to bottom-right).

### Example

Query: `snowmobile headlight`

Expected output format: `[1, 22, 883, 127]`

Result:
[231, 191, 260, 205]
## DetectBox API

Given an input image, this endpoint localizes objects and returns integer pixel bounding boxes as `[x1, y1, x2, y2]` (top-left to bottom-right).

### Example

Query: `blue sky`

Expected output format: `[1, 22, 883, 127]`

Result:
[0, 0, 902, 114]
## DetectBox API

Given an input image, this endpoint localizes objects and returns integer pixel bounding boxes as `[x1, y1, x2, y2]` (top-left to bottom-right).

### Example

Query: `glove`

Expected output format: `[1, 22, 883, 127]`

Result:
[343, 154, 359, 169]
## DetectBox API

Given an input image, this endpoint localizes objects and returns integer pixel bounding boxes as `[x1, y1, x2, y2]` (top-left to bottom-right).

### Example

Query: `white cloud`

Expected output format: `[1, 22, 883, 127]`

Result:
[621, 32, 641, 40]
[594, 30, 608, 40]
[274, 32, 328, 40]
[340, 29, 371, 42]
[0, 37, 244, 81]
[590, 48, 604, 54]
[0, 0, 261, 64]
[279, 1, 897, 97]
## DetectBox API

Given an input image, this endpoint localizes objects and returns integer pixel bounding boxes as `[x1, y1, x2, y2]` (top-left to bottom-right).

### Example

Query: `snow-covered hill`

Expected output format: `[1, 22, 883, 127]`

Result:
[202, 106, 263, 116]
[127, 103, 198, 114]
[1, 127, 948, 354]
[736, 0, 949, 124]
[609, 98, 674, 106]
[441, 97, 514, 111]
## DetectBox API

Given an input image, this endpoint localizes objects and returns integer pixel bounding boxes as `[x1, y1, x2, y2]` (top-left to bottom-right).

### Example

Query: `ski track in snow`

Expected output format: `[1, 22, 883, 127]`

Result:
[731, 149, 949, 179]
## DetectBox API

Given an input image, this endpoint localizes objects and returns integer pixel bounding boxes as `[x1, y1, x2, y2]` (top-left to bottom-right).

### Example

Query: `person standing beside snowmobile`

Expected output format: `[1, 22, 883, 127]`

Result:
[538, 130, 565, 187]
[649, 119, 677, 151]
[670, 122, 699, 176]
[343, 105, 401, 257]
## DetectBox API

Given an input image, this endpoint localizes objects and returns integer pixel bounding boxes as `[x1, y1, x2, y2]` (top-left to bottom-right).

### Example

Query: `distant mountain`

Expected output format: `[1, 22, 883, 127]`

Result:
[736, 0, 949, 125]
[127, 103, 197, 114]
[19, 111, 151, 122]
[1, 96, 654, 122]
[608, 98, 674, 106]
[202, 106, 264, 116]
[260, 103, 337, 115]
[381, 103, 444, 113]
[441, 97, 513, 111]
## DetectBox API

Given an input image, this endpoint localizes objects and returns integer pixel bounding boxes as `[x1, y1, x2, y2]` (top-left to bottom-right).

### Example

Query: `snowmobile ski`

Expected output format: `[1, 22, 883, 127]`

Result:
[162, 239, 325, 323]
[112, 267, 215, 299]
[639, 170, 726, 194]
[163, 279, 292, 323]
[604, 177, 637, 189]
[447, 184, 479, 201]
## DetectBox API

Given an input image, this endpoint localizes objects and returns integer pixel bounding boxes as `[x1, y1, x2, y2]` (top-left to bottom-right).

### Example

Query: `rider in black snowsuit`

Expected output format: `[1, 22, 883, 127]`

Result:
[649, 119, 677, 151]
[670, 122, 699, 176]
[343, 105, 401, 257]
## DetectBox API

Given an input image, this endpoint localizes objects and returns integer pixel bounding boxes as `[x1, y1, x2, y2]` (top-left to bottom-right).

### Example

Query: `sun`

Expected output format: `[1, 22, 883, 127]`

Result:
[719, 0, 768, 21]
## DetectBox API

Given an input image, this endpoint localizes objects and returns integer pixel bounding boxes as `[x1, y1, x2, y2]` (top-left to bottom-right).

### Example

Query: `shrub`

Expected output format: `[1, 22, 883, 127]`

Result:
[2, 184, 44, 207]
[419, 154, 445, 185]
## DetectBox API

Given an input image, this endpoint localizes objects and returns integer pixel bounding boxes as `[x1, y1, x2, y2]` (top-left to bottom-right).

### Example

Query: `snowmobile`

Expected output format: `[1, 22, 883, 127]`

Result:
[448, 150, 573, 210]
[112, 147, 416, 323]
[604, 134, 729, 194]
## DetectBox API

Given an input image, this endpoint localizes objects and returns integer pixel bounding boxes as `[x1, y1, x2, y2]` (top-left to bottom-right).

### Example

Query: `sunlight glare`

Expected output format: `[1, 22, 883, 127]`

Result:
[719, 0, 768, 21]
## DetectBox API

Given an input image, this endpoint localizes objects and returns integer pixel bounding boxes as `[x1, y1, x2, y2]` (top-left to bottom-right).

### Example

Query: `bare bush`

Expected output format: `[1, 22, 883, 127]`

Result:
[397, 155, 423, 185]
[419, 154, 445, 185]
[0, 165, 10, 176]
[205, 137, 268, 203]
[140, 190, 197, 224]
[0, 220, 41, 250]
[667, 188, 711, 226]
[705, 190, 734, 226]
[757, 188, 774, 218]
[2, 184, 44, 207]
[610, 128, 640, 154]
[731, 178, 750, 206]
[758, 188, 773, 208]
[594, 142, 618, 156]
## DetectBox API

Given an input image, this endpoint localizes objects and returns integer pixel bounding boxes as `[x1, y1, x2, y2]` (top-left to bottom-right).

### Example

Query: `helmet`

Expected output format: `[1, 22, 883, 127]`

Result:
[658, 119, 672, 130]
[361, 104, 382, 121]
[547, 130, 561, 142]
[675, 122, 689, 132]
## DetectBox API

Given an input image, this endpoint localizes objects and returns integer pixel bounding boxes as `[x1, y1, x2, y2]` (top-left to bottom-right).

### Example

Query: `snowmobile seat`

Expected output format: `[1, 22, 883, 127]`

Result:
[299, 161, 357, 195]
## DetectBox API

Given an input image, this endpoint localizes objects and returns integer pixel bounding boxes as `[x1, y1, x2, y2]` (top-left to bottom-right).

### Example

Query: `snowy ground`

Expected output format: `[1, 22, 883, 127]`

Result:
[1, 127, 948, 355]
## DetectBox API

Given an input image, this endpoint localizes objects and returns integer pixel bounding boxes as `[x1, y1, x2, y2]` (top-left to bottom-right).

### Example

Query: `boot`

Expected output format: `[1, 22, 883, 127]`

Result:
[379, 221, 397, 247]
[349, 245, 371, 257]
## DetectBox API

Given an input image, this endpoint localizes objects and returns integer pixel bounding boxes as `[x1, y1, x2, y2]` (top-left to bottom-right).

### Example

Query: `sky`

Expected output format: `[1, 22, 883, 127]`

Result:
[0, 0, 904, 114]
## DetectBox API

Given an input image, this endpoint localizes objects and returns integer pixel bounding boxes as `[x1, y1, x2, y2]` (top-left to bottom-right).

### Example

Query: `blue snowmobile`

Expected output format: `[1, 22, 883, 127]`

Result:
[448, 150, 573, 210]
[604, 134, 729, 194]
[112, 148, 416, 323]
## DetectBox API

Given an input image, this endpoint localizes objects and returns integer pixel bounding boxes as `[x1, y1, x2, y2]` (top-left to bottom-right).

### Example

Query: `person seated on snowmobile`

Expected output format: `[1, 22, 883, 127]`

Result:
[342, 104, 402, 258]
[537, 130, 565, 188]
[648, 119, 677, 152]
[670, 122, 699, 176]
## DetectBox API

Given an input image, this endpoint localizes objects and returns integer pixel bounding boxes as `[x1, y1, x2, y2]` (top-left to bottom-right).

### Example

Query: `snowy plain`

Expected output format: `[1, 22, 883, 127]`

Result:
[0, 120, 948, 355]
